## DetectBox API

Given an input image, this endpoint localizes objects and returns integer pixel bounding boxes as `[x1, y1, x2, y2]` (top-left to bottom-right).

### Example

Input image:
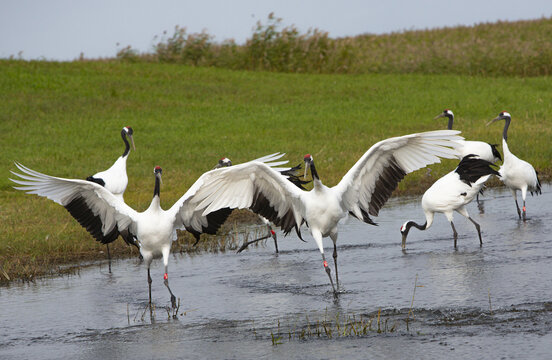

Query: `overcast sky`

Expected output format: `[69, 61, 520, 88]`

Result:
[1, 0, 550, 61]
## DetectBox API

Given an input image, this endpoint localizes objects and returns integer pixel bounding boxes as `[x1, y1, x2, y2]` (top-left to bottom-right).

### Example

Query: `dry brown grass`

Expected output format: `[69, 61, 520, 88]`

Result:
[117, 15, 552, 77]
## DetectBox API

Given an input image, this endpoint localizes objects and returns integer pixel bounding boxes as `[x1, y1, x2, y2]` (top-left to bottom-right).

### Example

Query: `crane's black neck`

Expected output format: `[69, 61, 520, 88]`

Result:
[310, 161, 320, 181]
[405, 220, 427, 233]
[153, 176, 161, 198]
[121, 129, 131, 158]
[502, 117, 511, 142]
[446, 114, 454, 130]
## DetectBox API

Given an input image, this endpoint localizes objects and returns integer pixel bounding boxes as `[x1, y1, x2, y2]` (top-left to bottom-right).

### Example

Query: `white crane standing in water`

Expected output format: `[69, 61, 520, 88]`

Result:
[487, 111, 541, 220]
[187, 130, 463, 296]
[400, 155, 500, 248]
[10, 153, 295, 309]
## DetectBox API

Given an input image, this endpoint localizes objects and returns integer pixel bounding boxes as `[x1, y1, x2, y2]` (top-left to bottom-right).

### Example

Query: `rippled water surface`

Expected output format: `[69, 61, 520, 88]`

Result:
[1, 184, 551, 359]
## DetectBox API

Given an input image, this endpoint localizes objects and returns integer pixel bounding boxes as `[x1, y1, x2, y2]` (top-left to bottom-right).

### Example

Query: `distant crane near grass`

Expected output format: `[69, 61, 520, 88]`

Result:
[84, 126, 139, 265]
[487, 111, 541, 220]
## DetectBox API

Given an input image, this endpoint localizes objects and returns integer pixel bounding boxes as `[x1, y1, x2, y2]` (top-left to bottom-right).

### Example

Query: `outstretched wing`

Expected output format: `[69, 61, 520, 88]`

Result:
[10, 162, 139, 242]
[334, 130, 462, 223]
[169, 162, 306, 239]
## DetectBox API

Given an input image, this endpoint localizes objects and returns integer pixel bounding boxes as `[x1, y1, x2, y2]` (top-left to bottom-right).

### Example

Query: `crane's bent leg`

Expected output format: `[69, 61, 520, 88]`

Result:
[313, 230, 337, 297]
[322, 253, 337, 297]
[163, 267, 177, 309]
[468, 217, 482, 246]
[236, 234, 271, 253]
[162, 247, 176, 308]
[450, 222, 458, 248]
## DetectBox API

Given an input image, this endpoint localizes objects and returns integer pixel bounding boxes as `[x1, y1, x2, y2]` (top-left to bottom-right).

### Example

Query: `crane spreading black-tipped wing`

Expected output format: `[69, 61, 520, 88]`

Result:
[10, 162, 139, 242]
[335, 130, 463, 224]
[173, 162, 307, 240]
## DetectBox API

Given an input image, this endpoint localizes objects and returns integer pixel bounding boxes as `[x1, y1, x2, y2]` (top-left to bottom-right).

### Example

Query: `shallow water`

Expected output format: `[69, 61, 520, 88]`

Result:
[1, 184, 551, 359]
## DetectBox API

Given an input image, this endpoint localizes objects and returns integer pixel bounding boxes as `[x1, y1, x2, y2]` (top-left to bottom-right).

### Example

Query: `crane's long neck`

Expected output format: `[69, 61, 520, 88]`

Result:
[408, 221, 428, 232]
[121, 130, 131, 158]
[310, 161, 323, 189]
[446, 114, 454, 130]
[154, 176, 161, 198]
[502, 117, 511, 142]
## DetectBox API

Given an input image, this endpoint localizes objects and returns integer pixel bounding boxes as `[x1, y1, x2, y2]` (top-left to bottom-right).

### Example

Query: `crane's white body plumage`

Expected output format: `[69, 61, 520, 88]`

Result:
[420, 171, 490, 229]
[88, 126, 135, 202]
[487, 112, 541, 220]
[400, 154, 499, 248]
[499, 139, 540, 202]
[91, 156, 129, 201]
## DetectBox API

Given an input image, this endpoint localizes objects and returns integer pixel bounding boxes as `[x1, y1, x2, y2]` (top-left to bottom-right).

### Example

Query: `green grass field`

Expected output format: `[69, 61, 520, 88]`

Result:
[1, 60, 551, 282]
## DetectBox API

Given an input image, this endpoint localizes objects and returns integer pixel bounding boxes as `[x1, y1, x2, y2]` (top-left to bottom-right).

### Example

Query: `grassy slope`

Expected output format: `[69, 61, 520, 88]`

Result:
[1, 60, 551, 281]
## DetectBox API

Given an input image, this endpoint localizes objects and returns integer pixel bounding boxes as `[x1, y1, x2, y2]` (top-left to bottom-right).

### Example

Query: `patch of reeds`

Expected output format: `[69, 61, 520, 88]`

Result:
[268, 308, 399, 345]
[117, 13, 552, 77]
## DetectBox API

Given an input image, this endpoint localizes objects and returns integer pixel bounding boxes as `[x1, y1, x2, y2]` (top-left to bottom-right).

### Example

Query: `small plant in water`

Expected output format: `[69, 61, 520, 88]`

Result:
[267, 308, 400, 344]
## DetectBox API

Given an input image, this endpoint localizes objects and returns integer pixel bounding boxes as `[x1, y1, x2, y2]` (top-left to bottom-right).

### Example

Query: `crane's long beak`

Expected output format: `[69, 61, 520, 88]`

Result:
[129, 134, 136, 150]
[433, 113, 446, 120]
[213, 163, 222, 169]
[156, 171, 162, 185]
[401, 233, 407, 249]
[486, 116, 501, 127]
[303, 160, 310, 179]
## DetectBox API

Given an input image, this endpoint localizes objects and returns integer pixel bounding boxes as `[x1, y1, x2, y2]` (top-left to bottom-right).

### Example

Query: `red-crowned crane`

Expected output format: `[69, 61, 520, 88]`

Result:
[487, 111, 541, 220]
[400, 155, 499, 249]
[10, 153, 296, 308]
[189, 130, 463, 296]
[11, 163, 234, 309]
[85, 126, 138, 263]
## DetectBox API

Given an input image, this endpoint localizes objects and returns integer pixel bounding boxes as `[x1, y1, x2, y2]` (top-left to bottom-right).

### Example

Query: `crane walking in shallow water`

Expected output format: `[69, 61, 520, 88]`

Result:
[487, 111, 541, 220]
[10, 152, 301, 308]
[400, 155, 499, 248]
[11, 163, 236, 309]
[190, 130, 463, 296]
